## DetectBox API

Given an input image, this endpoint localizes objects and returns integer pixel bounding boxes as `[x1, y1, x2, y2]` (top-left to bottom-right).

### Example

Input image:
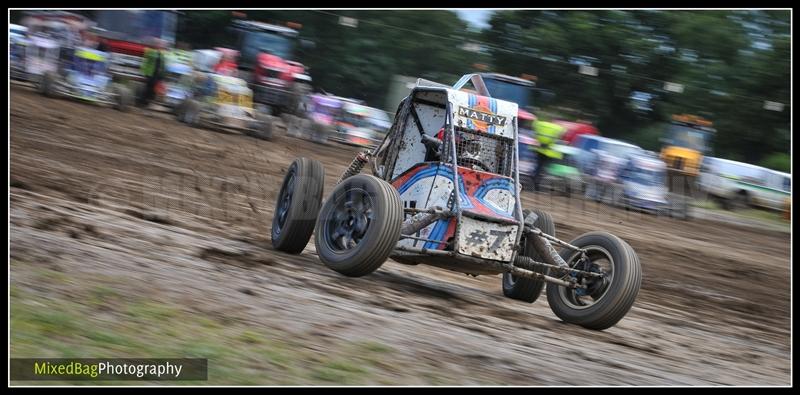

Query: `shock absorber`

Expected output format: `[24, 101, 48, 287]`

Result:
[337, 151, 371, 184]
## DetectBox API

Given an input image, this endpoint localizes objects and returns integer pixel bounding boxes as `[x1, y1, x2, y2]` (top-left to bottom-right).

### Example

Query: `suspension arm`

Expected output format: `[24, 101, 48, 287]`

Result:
[524, 225, 587, 253]
[514, 255, 604, 279]
[503, 264, 586, 289]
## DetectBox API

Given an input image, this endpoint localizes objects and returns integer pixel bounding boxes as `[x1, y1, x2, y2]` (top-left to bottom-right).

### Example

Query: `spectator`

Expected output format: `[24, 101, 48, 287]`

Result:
[138, 38, 168, 107]
[531, 120, 566, 192]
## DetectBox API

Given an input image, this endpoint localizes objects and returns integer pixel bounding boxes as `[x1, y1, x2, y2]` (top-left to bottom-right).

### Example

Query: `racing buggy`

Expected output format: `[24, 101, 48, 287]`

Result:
[38, 47, 133, 111]
[175, 49, 276, 140]
[146, 50, 194, 113]
[284, 93, 342, 144]
[270, 74, 642, 330]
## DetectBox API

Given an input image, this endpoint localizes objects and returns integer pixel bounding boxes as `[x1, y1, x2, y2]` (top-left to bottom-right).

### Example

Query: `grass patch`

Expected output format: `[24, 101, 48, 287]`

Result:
[358, 340, 394, 354]
[33, 267, 70, 284]
[311, 359, 368, 384]
[693, 198, 790, 228]
[691, 198, 719, 210]
[11, 266, 406, 385]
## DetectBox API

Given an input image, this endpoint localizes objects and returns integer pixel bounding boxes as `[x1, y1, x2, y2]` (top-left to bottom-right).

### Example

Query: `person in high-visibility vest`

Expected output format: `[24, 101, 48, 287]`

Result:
[532, 120, 566, 191]
[138, 38, 168, 107]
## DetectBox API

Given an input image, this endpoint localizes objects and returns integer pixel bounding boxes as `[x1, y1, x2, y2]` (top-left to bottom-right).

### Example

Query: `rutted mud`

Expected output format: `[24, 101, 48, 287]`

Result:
[10, 86, 791, 385]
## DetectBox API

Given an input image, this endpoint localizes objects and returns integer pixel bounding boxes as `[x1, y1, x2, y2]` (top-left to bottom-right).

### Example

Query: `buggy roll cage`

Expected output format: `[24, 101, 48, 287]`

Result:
[368, 74, 525, 258]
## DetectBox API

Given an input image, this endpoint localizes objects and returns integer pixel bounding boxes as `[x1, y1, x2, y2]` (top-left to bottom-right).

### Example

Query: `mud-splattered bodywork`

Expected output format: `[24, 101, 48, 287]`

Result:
[372, 76, 523, 268]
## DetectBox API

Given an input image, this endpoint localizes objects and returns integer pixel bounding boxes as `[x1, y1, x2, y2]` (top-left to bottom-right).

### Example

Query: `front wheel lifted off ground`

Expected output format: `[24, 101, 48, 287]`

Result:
[271, 158, 325, 254]
[315, 174, 403, 277]
[545, 231, 642, 330]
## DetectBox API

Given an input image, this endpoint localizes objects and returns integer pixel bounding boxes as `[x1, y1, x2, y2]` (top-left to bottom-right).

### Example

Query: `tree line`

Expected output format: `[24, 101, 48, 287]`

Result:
[12, 10, 790, 171]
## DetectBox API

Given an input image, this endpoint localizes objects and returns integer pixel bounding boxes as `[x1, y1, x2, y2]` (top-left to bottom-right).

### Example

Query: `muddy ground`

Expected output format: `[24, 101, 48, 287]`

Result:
[10, 85, 791, 385]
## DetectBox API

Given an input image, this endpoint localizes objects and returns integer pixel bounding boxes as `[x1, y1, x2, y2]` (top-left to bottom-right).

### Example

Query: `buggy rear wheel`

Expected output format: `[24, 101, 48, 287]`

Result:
[271, 158, 325, 254]
[502, 209, 554, 303]
[315, 175, 403, 277]
[545, 231, 642, 330]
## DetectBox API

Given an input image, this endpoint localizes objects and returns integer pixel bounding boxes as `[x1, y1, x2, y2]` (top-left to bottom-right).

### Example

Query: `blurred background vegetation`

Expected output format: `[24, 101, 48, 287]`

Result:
[11, 10, 790, 171]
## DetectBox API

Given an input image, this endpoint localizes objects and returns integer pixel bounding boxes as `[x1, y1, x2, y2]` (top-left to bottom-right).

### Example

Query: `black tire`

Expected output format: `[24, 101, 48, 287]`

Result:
[134, 83, 146, 108]
[175, 100, 186, 123]
[668, 195, 691, 220]
[289, 82, 311, 116]
[312, 122, 330, 144]
[271, 158, 325, 254]
[503, 209, 555, 303]
[284, 115, 300, 138]
[183, 99, 201, 127]
[39, 72, 56, 98]
[315, 174, 403, 277]
[733, 191, 750, 210]
[113, 84, 132, 112]
[545, 231, 642, 330]
[716, 195, 733, 211]
[255, 114, 274, 140]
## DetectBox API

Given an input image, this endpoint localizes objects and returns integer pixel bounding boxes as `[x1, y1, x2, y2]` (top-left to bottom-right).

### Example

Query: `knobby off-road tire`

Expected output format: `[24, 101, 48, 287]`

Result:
[502, 209, 554, 303]
[315, 174, 403, 277]
[271, 158, 325, 254]
[545, 231, 642, 330]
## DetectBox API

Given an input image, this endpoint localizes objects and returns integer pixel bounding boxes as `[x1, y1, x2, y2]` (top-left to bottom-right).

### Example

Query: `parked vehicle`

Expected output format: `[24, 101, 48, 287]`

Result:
[660, 114, 715, 210]
[554, 120, 600, 145]
[572, 135, 644, 176]
[10, 24, 29, 80]
[270, 74, 642, 330]
[147, 50, 194, 112]
[699, 157, 791, 211]
[14, 13, 87, 84]
[573, 136, 644, 204]
[175, 49, 274, 140]
[519, 142, 583, 196]
[542, 144, 584, 196]
[38, 47, 133, 111]
[285, 93, 343, 144]
[330, 101, 392, 149]
[225, 17, 314, 116]
[14, 32, 60, 85]
[617, 153, 671, 214]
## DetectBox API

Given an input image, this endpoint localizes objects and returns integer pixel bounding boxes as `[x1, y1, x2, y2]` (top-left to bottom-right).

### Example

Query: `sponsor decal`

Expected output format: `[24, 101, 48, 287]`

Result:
[458, 105, 506, 130]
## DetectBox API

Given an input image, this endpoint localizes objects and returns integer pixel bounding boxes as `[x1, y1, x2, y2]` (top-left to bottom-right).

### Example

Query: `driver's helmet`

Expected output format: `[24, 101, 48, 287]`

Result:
[459, 137, 483, 162]
[435, 127, 482, 162]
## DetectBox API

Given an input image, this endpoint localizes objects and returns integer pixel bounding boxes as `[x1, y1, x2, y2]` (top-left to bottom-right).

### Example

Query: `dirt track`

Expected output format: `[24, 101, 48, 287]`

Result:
[10, 85, 791, 385]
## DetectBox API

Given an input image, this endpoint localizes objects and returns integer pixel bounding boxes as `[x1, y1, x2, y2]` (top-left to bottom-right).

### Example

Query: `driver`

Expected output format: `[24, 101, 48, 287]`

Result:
[428, 127, 488, 171]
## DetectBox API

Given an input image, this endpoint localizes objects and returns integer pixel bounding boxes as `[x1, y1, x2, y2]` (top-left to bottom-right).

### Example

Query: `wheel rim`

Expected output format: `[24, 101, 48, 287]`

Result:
[556, 246, 615, 309]
[323, 188, 374, 252]
[274, 169, 296, 236]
